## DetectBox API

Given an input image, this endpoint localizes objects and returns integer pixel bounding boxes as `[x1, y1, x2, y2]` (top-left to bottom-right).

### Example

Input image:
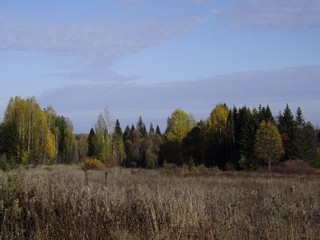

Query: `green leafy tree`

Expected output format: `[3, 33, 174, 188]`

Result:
[254, 121, 284, 170]
[94, 110, 113, 164]
[124, 128, 143, 167]
[75, 134, 88, 160]
[145, 149, 158, 169]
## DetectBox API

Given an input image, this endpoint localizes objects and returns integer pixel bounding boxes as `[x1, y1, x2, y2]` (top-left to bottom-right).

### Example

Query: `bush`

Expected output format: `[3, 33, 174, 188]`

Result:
[265, 160, 319, 175]
[82, 158, 106, 171]
[145, 149, 158, 169]
[0, 158, 9, 171]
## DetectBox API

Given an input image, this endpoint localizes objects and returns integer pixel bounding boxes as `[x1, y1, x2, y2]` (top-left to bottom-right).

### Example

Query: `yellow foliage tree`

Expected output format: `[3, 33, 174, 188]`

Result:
[254, 121, 284, 170]
[207, 103, 229, 134]
[3, 96, 57, 164]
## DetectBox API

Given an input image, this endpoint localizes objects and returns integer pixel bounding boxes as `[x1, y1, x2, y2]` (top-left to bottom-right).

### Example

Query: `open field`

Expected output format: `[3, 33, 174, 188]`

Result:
[1, 165, 320, 239]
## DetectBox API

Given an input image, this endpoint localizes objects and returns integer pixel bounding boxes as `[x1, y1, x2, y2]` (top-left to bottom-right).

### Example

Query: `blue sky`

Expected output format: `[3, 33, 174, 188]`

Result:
[0, 0, 320, 133]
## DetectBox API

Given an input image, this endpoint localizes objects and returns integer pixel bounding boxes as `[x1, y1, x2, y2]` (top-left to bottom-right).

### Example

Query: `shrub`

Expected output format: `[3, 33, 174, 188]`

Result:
[264, 160, 319, 175]
[82, 158, 106, 171]
[0, 158, 9, 171]
[145, 149, 158, 169]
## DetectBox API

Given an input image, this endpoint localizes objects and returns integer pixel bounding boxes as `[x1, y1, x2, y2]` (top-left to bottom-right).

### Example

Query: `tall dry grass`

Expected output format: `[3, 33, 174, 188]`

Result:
[0, 165, 320, 239]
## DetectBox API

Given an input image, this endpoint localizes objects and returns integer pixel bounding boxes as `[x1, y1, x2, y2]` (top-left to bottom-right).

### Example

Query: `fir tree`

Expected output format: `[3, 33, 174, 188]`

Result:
[136, 116, 147, 135]
[88, 128, 96, 157]
[114, 119, 122, 136]
[278, 104, 298, 160]
[149, 123, 155, 134]
[156, 125, 162, 136]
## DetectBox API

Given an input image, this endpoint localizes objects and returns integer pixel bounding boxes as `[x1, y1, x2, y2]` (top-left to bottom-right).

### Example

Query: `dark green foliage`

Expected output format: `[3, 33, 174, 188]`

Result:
[88, 128, 96, 157]
[278, 104, 298, 160]
[136, 116, 147, 136]
[123, 126, 131, 141]
[296, 122, 320, 167]
[114, 119, 122, 135]
[54, 115, 77, 164]
[182, 126, 206, 166]
[156, 125, 162, 136]
[257, 105, 274, 123]
[0, 157, 10, 171]
[295, 107, 306, 129]
[233, 106, 258, 170]
[145, 149, 158, 169]
[149, 123, 155, 134]
[0, 122, 19, 164]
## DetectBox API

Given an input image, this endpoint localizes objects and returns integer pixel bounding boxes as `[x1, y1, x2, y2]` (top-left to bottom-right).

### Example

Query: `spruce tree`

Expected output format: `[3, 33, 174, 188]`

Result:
[136, 116, 147, 136]
[278, 104, 298, 160]
[114, 119, 122, 135]
[88, 128, 96, 157]
[149, 123, 155, 134]
[156, 125, 162, 136]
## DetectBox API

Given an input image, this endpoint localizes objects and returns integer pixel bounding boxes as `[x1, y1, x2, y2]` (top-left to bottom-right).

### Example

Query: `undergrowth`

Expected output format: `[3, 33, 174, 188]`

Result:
[0, 165, 319, 239]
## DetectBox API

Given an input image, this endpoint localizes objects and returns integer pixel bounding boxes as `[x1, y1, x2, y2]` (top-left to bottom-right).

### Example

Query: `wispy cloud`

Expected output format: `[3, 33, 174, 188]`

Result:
[0, 19, 191, 62]
[38, 65, 320, 132]
[215, 0, 320, 30]
[0, 17, 194, 83]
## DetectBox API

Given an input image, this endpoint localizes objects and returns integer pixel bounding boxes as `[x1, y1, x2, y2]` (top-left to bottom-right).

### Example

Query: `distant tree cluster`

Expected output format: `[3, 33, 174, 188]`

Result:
[0, 97, 78, 166]
[1, 96, 319, 170]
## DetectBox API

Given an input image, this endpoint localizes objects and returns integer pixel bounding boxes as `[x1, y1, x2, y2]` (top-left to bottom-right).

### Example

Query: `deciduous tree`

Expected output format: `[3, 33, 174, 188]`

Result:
[254, 121, 284, 170]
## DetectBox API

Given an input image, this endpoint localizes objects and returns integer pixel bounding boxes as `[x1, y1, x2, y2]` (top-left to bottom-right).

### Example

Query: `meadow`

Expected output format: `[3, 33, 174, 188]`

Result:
[0, 165, 320, 239]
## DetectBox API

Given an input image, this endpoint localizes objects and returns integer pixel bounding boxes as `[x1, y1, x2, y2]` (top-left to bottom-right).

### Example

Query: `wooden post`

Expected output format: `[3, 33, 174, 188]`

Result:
[105, 171, 108, 188]
[85, 169, 88, 186]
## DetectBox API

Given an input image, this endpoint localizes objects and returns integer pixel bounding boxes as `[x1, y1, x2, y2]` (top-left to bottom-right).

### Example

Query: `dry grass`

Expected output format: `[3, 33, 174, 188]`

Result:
[0, 165, 320, 239]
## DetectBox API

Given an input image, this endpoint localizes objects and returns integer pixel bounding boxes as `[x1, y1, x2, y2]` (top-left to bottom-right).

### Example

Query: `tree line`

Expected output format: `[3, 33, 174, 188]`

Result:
[1, 96, 319, 170]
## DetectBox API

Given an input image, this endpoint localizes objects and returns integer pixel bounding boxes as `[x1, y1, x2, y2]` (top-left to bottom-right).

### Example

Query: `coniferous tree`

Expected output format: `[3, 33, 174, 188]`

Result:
[295, 107, 306, 160]
[156, 125, 162, 136]
[296, 107, 306, 129]
[298, 123, 320, 167]
[149, 123, 155, 134]
[278, 104, 298, 160]
[234, 106, 258, 170]
[112, 119, 126, 166]
[114, 119, 122, 135]
[257, 105, 274, 123]
[294, 108, 320, 167]
[88, 128, 96, 157]
[136, 116, 147, 136]
[123, 126, 131, 141]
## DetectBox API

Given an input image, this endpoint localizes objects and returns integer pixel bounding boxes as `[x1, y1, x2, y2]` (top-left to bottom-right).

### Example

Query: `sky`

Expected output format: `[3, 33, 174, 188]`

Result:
[0, 0, 320, 133]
